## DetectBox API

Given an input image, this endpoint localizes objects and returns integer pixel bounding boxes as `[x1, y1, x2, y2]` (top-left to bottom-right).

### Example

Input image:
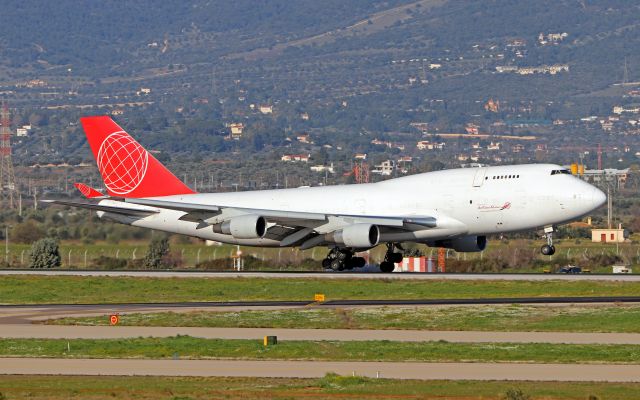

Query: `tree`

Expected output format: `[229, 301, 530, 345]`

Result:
[142, 237, 170, 269]
[11, 220, 45, 244]
[29, 238, 61, 269]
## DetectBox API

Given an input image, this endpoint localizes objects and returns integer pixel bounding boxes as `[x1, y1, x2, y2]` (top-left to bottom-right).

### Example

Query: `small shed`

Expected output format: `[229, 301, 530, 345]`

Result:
[591, 226, 628, 243]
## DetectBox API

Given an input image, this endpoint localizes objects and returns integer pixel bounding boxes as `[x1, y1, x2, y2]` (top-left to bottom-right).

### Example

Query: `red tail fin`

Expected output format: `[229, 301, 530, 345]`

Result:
[80, 116, 195, 198]
[74, 183, 106, 199]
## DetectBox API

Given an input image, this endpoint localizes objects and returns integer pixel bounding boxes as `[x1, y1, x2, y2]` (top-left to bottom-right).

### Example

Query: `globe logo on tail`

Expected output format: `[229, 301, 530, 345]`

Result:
[97, 131, 149, 195]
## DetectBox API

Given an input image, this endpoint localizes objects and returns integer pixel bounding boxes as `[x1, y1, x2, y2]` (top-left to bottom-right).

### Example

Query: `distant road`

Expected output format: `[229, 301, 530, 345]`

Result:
[2, 269, 639, 281]
[2, 324, 640, 345]
[1, 358, 638, 381]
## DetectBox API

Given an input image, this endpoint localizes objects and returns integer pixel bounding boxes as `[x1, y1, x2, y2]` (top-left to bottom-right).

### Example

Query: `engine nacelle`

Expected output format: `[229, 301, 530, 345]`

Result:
[436, 235, 487, 252]
[213, 214, 266, 239]
[328, 224, 380, 248]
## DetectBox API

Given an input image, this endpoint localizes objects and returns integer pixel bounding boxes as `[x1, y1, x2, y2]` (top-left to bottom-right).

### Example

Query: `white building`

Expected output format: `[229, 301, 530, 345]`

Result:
[310, 163, 335, 173]
[259, 105, 273, 114]
[371, 160, 395, 176]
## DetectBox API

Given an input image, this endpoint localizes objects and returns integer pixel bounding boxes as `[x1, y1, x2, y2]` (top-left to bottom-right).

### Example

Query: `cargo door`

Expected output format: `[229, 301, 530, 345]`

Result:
[472, 167, 487, 187]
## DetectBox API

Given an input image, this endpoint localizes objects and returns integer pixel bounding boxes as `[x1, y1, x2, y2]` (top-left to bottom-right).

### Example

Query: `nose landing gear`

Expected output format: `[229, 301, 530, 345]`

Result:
[541, 226, 556, 256]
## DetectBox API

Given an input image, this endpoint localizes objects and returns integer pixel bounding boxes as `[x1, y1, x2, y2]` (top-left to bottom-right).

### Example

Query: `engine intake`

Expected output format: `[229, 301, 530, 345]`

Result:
[213, 214, 267, 239]
[327, 224, 380, 248]
[436, 235, 487, 252]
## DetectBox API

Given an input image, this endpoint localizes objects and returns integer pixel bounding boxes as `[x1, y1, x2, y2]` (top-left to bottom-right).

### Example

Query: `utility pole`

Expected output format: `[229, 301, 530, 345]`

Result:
[0, 102, 17, 208]
[5, 226, 8, 263]
[607, 186, 612, 229]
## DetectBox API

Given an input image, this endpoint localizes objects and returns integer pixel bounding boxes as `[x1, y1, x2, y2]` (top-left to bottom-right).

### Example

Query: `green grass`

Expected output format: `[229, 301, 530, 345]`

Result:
[2, 275, 640, 304]
[0, 375, 638, 400]
[2, 336, 640, 364]
[49, 304, 640, 333]
[4, 237, 638, 270]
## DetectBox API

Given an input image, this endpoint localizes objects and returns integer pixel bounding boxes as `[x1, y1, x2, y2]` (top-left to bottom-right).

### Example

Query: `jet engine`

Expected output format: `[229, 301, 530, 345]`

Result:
[435, 235, 487, 252]
[213, 214, 267, 239]
[327, 224, 380, 248]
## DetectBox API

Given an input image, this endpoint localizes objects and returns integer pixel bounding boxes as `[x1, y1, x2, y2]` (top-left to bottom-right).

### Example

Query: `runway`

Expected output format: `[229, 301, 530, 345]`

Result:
[2, 296, 640, 323]
[1, 286, 638, 382]
[2, 324, 640, 344]
[1, 358, 638, 381]
[2, 269, 639, 281]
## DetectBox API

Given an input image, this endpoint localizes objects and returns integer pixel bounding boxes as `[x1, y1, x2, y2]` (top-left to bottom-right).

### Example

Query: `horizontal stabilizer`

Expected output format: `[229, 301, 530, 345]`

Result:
[74, 183, 106, 199]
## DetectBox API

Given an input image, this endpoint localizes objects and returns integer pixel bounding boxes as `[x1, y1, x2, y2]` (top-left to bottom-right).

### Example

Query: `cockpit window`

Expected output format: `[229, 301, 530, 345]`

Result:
[550, 169, 570, 175]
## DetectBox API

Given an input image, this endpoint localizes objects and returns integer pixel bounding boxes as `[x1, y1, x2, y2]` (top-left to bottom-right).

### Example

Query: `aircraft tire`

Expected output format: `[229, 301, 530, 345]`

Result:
[330, 259, 343, 271]
[379, 261, 395, 273]
[389, 252, 403, 263]
[541, 244, 556, 256]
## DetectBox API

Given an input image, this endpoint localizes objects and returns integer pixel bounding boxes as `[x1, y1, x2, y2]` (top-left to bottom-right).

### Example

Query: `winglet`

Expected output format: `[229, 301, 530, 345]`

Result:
[80, 116, 195, 198]
[74, 183, 107, 199]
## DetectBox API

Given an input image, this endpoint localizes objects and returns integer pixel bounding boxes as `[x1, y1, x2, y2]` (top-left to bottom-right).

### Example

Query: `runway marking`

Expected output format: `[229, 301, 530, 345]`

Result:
[0, 358, 638, 381]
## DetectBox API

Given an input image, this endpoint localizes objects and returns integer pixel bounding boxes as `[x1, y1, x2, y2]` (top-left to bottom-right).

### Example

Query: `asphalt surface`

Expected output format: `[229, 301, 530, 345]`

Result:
[2, 269, 640, 281]
[2, 272, 638, 382]
[1, 358, 639, 381]
[2, 296, 640, 322]
[2, 297, 639, 325]
[2, 324, 640, 344]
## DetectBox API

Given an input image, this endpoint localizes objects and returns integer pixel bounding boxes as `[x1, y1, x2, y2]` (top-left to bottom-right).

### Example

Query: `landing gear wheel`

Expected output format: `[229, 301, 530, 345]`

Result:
[380, 243, 403, 272]
[380, 261, 395, 273]
[323, 247, 356, 272]
[389, 252, 403, 264]
[348, 257, 366, 269]
[541, 226, 556, 256]
[330, 258, 344, 271]
[541, 245, 556, 256]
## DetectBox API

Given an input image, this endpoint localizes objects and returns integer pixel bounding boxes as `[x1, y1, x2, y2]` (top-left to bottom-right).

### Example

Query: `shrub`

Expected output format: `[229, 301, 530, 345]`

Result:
[29, 237, 61, 268]
[93, 256, 127, 270]
[504, 388, 530, 400]
[11, 220, 45, 244]
[142, 237, 171, 269]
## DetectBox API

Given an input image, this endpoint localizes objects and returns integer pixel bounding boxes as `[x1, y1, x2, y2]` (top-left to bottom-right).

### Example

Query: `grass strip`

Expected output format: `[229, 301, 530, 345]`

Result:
[0, 374, 638, 400]
[49, 304, 640, 333]
[2, 275, 640, 304]
[1, 336, 640, 364]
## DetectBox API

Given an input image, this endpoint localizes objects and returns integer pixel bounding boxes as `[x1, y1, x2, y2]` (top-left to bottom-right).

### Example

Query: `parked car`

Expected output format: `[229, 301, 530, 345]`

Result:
[558, 265, 582, 274]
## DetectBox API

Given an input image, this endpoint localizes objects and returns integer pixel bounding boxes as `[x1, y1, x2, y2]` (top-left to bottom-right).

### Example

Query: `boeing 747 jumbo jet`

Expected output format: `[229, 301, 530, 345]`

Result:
[48, 116, 607, 272]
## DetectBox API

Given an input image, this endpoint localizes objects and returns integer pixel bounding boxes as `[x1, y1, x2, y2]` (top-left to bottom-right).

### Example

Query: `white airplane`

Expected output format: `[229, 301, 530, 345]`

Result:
[49, 116, 607, 272]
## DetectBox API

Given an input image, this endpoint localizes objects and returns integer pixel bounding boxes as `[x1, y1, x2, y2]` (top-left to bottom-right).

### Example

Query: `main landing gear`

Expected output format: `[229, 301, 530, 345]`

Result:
[322, 248, 366, 271]
[541, 226, 556, 256]
[379, 243, 404, 273]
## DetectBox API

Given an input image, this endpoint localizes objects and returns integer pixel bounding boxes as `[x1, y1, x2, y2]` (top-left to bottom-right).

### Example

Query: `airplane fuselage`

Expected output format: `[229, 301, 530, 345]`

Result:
[99, 163, 606, 248]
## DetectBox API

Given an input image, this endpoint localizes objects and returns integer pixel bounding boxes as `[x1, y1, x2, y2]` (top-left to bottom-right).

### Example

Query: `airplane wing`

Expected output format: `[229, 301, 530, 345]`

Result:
[122, 197, 441, 248]
[41, 199, 159, 218]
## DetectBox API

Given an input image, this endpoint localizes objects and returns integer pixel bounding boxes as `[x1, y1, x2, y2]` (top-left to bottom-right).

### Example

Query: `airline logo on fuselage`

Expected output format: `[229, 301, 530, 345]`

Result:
[96, 131, 149, 195]
[478, 202, 511, 212]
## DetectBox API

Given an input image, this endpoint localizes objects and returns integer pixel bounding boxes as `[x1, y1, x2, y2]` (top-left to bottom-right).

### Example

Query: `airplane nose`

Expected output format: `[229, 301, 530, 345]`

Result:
[591, 187, 606, 209]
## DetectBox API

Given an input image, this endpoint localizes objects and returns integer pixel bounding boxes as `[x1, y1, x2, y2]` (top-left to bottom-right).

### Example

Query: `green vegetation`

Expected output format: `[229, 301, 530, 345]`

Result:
[28, 237, 61, 269]
[0, 375, 637, 400]
[2, 275, 640, 305]
[50, 304, 640, 333]
[1, 336, 640, 364]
